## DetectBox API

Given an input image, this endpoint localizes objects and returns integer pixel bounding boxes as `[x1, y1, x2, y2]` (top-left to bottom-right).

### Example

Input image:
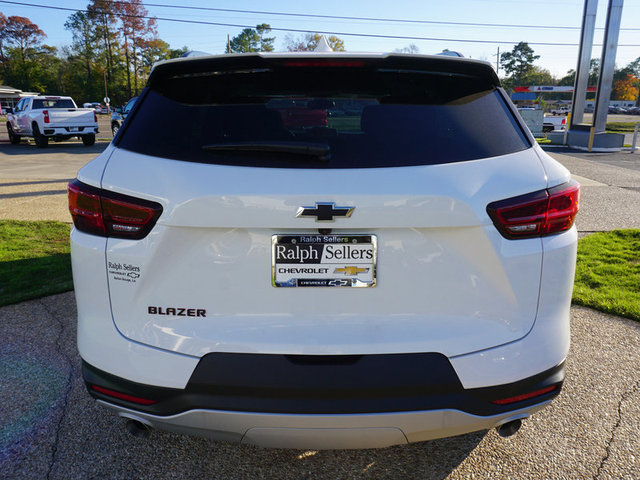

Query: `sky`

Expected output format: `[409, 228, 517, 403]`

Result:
[0, 0, 638, 79]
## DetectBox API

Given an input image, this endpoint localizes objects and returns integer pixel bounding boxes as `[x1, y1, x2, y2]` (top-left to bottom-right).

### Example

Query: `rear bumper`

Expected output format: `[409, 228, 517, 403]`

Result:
[99, 399, 552, 449]
[83, 355, 564, 416]
[42, 126, 98, 136]
[83, 355, 563, 448]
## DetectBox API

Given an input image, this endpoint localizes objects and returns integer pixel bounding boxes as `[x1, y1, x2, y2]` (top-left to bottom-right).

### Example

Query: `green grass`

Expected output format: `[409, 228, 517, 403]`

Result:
[572, 230, 640, 321]
[0, 220, 73, 307]
[606, 121, 640, 134]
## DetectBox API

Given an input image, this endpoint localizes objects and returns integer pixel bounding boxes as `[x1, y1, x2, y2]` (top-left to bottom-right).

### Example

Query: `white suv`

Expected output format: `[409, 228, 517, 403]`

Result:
[69, 52, 579, 449]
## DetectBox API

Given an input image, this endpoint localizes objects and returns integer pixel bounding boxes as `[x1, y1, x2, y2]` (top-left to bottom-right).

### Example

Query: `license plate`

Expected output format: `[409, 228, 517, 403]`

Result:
[272, 234, 377, 287]
[69, 127, 79, 132]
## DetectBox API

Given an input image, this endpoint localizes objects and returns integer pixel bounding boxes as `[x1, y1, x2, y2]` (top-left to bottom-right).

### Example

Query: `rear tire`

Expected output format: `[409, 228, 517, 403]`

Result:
[111, 123, 120, 136]
[7, 124, 20, 144]
[82, 133, 96, 146]
[33, 124, 48, 148]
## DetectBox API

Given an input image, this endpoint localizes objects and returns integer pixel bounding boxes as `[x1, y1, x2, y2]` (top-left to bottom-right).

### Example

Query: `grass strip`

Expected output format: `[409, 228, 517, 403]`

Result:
[605, 121, 640, 134]
[572, 229, 640, 321]
[0, 220, 73, 307]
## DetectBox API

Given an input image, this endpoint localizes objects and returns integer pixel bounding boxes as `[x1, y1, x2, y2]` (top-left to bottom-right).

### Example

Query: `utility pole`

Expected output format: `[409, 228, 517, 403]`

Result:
[227, 34, 231, 54]
[493, 46, 500, 76]
[103, 70, 110, 113]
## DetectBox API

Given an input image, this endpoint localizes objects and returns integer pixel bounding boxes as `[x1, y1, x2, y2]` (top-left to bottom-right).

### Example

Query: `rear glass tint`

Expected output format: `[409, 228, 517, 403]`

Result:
[118, 64, 530, 168]
[32, 98, 75, 109]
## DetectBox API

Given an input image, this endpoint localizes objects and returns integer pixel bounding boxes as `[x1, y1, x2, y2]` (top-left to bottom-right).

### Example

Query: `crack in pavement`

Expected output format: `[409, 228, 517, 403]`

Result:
[38, 299, 74, 480]
[594, 381, 640, 480]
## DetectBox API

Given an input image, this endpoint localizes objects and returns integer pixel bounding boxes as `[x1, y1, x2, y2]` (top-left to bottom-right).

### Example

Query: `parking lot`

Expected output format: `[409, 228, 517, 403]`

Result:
[0, 138, 639, 478]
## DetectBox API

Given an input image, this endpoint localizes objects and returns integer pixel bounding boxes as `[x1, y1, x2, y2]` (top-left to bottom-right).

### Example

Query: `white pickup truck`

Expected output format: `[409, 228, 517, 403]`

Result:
[543, 115, 567, 133]
[6, 96, 98, 147]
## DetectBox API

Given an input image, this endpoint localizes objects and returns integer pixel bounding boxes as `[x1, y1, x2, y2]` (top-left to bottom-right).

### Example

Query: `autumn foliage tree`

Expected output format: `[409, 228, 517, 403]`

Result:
[612, 74, 640, 102]
[0, 15, 59, 92]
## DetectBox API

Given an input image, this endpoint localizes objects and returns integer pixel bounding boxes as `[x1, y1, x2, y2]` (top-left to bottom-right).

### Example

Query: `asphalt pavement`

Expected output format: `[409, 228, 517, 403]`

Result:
[0, 141, 639, 479]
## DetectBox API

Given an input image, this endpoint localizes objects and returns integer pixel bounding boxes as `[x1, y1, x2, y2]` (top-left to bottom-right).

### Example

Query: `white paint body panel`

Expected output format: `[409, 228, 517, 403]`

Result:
[99, 147, 550, 358]
[71, 77, 578, 446]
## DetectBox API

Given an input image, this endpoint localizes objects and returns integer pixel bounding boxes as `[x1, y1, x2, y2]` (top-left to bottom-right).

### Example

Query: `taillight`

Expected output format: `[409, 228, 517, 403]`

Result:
[68, 179, 162, 239]
[94, 112, 98, 123]
[487, 180, 580, 239]
[43, 110, 50, 123]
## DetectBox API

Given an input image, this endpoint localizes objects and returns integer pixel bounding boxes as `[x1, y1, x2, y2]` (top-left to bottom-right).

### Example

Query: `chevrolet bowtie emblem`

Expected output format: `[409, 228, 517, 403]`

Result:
[296, 202, 354, 222]
[335, 266, 368, 276]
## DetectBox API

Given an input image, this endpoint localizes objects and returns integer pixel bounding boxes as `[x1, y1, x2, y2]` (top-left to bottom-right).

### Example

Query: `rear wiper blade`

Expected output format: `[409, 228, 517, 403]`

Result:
[202, 141, 330, 161]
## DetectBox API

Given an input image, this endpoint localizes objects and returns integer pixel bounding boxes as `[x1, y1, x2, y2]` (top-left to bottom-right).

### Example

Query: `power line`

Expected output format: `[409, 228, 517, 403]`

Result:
[100, 0, 640, 32]
[1, 0, 639, 47]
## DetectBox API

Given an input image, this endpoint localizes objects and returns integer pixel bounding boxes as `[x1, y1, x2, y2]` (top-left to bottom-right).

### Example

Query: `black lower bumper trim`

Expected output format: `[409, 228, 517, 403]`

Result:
[83, 353, 564, 417]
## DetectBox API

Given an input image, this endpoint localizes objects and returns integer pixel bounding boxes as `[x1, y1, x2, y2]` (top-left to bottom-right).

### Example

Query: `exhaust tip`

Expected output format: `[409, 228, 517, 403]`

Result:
[126, 419, 151, 439]
[496, 418, 522, 438]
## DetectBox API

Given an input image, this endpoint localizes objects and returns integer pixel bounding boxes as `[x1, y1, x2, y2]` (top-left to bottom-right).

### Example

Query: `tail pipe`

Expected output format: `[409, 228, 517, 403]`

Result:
[496, 418, 523, 438]
[121, 415, 152, 439]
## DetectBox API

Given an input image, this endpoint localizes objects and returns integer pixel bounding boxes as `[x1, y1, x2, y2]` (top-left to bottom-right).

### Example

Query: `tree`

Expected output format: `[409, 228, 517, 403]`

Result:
[65, 12, 100, 99]
[2, 15, 49, 90]
[520, 66, 554, 86]
[394, 44, 419, 54]
[137, 37, 171, 76]
[169, 45, 189, 58]
[285, 33, 345, 52]
[4, 16, 45, 64]
[500, 42, 540, 86]
[227, 24, 275, 53]
[0, 13, 8, 80]
[558, 58, 599, 87]
[620, 57, 640, 105]
[114, 0, 157, 97]
[87, 0, 119, 87]
[612, 74, 639, 101]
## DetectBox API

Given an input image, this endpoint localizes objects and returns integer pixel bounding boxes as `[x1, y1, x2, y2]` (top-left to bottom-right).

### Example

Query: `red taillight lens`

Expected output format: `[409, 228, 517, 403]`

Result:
[68, 181, 105, 235]
[487, 180, 580, 239]
[94, 112, 98, 123]
[68, 179, 162, 239]
[491, 385, 558, 405]
[91, 385, 157, 405]
[43, 110, 50, 123]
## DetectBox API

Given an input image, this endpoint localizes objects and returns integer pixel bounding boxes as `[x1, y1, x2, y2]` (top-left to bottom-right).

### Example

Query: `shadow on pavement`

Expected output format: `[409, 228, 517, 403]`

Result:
[0, 142, 109, 156]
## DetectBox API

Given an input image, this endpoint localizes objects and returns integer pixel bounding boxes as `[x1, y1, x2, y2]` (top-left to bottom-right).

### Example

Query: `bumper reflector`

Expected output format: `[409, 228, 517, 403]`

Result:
[91, 385, 158, 405]
[491, 385, 558, 405]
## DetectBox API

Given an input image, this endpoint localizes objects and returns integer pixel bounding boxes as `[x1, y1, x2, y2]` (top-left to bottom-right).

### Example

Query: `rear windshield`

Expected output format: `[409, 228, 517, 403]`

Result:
[32, 98, 75, 109]
[118, 65, 530, 168]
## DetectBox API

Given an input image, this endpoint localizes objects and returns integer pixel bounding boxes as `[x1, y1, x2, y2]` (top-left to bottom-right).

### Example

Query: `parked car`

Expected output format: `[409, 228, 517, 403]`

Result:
[550, 106, 570, 115]
[84, 102, 109, 114]
[8, 96, 98, 147]
[110, 97, 137, 136]
[69, 52, 579, 449]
